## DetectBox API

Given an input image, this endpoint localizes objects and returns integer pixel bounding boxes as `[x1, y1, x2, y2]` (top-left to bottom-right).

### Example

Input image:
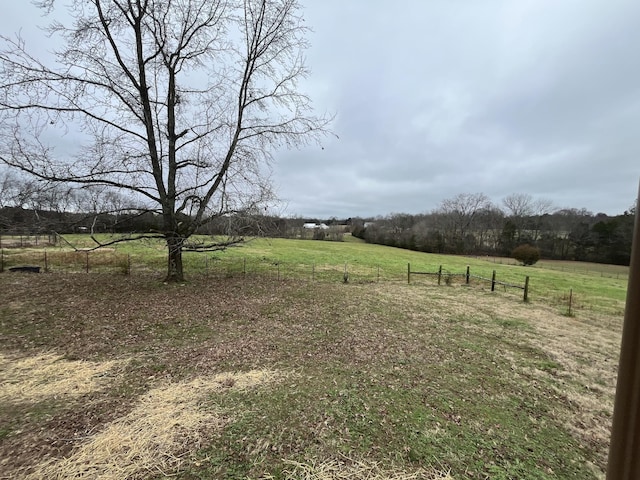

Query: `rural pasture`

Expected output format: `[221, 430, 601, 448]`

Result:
[0, 237, 626, 479]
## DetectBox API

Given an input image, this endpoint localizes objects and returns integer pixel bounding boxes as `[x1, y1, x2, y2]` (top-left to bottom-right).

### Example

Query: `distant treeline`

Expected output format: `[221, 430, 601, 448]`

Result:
[0, 205, 350, 240]
[351, 193, 635, 266]
[1, 189, 635, 266]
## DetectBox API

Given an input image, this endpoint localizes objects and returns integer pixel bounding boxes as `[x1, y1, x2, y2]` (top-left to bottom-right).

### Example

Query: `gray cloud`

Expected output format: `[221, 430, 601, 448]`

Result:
[3, 0, 639, 218]
[272, 0, 640, 218]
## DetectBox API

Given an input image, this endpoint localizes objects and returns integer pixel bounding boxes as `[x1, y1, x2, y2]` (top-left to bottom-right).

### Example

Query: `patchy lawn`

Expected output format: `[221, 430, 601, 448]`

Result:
[0, 273, 620, 479]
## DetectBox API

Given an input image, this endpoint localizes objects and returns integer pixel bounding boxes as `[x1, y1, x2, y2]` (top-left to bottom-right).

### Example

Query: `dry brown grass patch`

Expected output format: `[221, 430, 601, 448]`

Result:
[513, 307, 619, 470]
[23, 369, 285, 480]
[265, 459, 454, 480]
[371, 284, 620, 473]
[0, 353, 126, 404]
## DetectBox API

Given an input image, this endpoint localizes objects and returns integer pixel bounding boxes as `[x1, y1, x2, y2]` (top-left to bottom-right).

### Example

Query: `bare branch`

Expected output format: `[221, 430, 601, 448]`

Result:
[183, 236, 245, 252]
[1, 0, 331, 281]
[87, 232, 165, 251]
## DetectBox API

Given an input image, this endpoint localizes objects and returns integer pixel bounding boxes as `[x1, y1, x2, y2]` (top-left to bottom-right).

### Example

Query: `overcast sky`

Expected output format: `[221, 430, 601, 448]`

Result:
[3, 1, 640, 219]
[274, 0, 640, 218]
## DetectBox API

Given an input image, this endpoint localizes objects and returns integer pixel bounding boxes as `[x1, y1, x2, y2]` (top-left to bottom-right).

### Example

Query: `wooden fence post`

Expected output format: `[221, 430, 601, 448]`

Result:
[407, 263, 410, 284]
[85, 251, 90, 273]
[491, 270, 496, 292]
[607, 184, 640, 479]
[466, 265, 470, 284]
[524, 276, 530, 302]
[44, 251, 48, 273]
[438, 265, 442, 285]
[568, 289, 573, 316]
[127, 254, 131, 276]
[243, 257, 247, 276]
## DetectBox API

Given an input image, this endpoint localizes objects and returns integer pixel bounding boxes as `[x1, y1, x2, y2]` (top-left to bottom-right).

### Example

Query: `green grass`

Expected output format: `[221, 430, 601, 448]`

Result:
[209, 238, 628, 316]
[535, 259, 628, 278]
[1, 235, 628, 318]
[173, 235, 620, 313]
[0, 236, 625, 478]
[0, 268, 621, 479]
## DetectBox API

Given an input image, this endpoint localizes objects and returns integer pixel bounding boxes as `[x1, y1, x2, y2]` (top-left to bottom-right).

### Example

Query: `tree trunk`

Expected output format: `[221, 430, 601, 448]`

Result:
[165, 235, 185, 282]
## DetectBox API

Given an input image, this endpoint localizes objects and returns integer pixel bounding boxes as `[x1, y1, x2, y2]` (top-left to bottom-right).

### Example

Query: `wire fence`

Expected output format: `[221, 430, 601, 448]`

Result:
[480, 255, 628, 280]
[0, 248, 528, 291]
[0, 248, 399, 283]
[1, 248, 130, 274]
[1, 247, 539, 305]
[0, 234, 57, 249]
[408, 263, 530, 301]
[1, 247, 625, 316]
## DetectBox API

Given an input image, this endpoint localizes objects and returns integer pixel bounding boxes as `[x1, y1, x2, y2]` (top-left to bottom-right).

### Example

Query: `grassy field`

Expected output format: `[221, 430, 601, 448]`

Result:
[0, 237, 626, 478]
[2, 235, 629, 317]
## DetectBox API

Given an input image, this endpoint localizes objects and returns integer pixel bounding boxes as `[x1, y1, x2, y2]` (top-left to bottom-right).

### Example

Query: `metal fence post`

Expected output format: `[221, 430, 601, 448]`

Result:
[466, 265, 470, 284]
[438, 265, 442, 285]
[491, 270, 496, 292]
[523, 276, 530, 302]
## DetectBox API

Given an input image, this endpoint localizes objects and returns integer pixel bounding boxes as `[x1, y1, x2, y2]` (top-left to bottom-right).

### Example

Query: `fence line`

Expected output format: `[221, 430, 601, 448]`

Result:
[200, 257, 391, 284]
[2, 249, 532, 302]
[0, 249, 394, 282]
[1, 248, 131, 275]
[408, 263, 530, 302]
[0, 233, 57, 249]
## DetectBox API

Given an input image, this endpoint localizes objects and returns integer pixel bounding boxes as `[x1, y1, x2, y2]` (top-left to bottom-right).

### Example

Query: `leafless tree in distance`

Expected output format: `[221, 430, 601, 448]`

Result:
[503, 193, 554, 242]
[0, 0, 331, 281]
[437, 192, 492, 250]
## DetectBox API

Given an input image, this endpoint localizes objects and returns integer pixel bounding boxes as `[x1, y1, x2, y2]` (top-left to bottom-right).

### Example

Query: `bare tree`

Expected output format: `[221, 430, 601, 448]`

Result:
[502, 193, 535, 218]
[502, 193, 554, 242]
[0, 169, 18, 209]
[437, 192, 492, 252]
[502, 193, 534, 243]
[529, 197, 554, 242]
[474, 205, 504, 253]
[0, 0, 330, 281]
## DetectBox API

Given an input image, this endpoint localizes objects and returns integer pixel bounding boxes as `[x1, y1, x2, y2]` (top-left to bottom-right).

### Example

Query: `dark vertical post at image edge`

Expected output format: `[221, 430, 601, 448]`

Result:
[607, 181, 640, 479]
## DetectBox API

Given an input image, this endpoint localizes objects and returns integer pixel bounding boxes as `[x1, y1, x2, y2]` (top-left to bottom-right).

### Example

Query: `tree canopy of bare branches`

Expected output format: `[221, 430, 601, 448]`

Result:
[436, 192, 492, 244]
[0, 0, 330, 281]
